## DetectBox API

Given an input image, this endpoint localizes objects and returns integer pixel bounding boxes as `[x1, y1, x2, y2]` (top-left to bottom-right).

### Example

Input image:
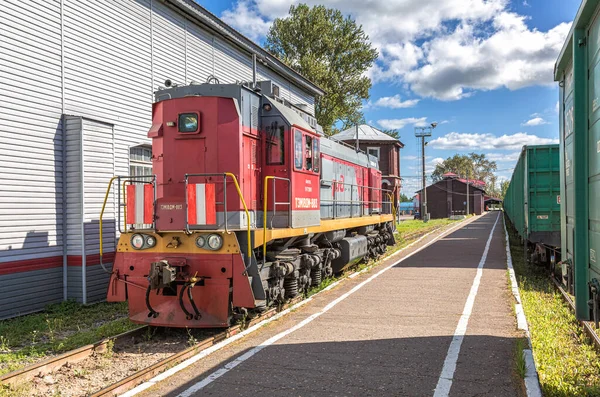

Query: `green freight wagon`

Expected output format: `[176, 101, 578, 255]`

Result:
[554, 0, 600, 322]
[504, 145, 561, 263]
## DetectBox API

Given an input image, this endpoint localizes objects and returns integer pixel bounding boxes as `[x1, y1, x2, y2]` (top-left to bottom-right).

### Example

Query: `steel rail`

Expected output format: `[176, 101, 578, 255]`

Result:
[91, 296, 304, 397]
[550, 276, 600, 351]
[0, 326, 148, 386]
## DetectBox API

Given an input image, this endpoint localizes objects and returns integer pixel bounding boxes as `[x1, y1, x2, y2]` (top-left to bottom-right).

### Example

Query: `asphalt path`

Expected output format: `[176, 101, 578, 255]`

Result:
[136, 213, 521, 397]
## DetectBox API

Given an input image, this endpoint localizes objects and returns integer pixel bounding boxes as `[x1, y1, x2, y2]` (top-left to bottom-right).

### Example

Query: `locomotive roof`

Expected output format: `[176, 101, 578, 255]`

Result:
[169, 0, 325, 98]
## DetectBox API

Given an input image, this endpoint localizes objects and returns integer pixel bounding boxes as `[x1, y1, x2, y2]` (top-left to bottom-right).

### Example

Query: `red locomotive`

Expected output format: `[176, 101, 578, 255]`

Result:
[104, 80, 396, 327]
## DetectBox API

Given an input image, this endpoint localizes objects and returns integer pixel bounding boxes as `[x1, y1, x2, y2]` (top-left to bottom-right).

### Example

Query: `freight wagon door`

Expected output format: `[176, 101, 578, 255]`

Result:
[588, 17, 600, 281]
[562, 61, 575, 276]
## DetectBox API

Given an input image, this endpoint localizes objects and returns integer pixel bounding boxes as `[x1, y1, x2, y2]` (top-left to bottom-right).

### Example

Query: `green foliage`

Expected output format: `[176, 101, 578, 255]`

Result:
[506, 221, 600, 396]
[513, 337, 528, 379]
[381, 129, 400, 139]
[431, 153, 499, 195]
[500, 180, 510, 200]
[265, 4, 378, 136]
[399, 193, 410, 202]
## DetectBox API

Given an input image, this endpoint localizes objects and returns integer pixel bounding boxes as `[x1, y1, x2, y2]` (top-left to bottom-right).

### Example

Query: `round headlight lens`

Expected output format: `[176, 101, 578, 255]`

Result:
[146, 236, 156, 247]
[131, 234, 144, 249]
[206, 234, 223, 250]
[195, 235, 206, 248]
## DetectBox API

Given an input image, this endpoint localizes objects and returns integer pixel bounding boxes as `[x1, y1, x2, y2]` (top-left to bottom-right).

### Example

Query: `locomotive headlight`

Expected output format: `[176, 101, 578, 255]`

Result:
[131, 234, 144, 250]
[206, 234, 223, 250]
[145, 236, 156, 248]
[195, 235, 206, 248]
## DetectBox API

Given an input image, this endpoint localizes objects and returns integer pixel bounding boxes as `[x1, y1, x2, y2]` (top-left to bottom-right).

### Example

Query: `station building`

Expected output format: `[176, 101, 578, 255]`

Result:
[0, 0, 323, 318]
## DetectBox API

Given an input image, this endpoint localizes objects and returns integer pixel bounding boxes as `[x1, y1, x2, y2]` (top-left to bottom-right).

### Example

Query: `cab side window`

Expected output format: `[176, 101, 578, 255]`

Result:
[294, 130, 303, 169]
[312, 138, 320, 173]
[305, 135, 313, 171]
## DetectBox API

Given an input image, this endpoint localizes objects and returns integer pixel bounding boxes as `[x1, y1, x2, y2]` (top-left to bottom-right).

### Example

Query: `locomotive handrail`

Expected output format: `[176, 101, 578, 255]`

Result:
[99, 175, 156, 274]
[262, 176, 292, 267]
[184, 173, 252, 269]
[320, 179, 393, 219]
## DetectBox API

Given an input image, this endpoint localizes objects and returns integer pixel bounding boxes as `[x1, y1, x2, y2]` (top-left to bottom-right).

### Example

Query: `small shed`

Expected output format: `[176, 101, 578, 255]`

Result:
[418, 174, 486, 219]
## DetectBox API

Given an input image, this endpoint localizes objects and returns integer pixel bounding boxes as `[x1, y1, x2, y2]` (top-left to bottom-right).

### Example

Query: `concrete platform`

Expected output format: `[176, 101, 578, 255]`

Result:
[138, 212, 522, 397]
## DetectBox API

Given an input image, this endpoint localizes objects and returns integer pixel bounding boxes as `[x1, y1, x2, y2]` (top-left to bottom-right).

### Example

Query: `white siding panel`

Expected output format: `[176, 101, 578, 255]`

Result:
[0, 0, 63, 263]
[213, 36, 253, 84]
[0, 268, 63, 319]
[152, 2, 186, 86]
[82, 119, 116, 255]
[186, 23, 214, 84]
[65, 116, 83, 256]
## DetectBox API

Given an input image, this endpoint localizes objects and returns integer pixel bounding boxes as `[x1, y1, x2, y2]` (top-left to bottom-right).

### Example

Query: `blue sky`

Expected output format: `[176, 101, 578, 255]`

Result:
[199, 0, 580, 194]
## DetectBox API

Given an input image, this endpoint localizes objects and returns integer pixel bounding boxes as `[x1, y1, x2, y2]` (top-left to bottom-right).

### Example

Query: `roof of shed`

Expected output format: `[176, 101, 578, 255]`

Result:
[330, 125, 405, 146]
[171, 0, 325, 97]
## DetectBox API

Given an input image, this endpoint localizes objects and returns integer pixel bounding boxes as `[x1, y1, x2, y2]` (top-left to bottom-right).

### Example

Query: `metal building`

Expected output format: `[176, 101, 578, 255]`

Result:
[0, 0, 323, 318]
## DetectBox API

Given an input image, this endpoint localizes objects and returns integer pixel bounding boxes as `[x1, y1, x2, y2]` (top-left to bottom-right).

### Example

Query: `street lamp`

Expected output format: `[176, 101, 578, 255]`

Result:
[415, 122, 437, 222]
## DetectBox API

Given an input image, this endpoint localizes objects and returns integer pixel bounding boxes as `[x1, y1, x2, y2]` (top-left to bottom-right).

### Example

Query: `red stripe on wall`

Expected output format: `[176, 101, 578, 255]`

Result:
[0, 256, 63, 276]
[67, 252, 116, 266]
[0, 252, 117, 276]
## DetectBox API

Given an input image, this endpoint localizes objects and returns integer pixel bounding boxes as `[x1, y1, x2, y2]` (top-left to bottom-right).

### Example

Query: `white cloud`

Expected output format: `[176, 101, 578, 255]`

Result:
[221, 1, 272, 42]
[521, 117, 549, 126]
[378, 117, 428, 130]
[428, 131, 558, 150]
[402, 155, 418, 161]
[486, 151, 521, 162]
[221, 0, 570, 100]
[372, 94, 420, 109]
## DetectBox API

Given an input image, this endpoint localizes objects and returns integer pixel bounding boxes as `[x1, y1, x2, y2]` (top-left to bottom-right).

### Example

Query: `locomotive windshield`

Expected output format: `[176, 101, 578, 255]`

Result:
[178, 113, 198, 133]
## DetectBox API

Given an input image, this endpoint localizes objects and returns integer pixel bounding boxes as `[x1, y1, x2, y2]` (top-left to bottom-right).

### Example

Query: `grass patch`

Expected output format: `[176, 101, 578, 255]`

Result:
[514, 337, 528, 379]
[0, 300, 138, 376]
[506, 217, 600, 396]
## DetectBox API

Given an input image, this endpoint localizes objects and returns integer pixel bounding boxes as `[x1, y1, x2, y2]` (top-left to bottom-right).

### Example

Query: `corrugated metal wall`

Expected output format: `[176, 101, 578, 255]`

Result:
[0, 0, 316, 318]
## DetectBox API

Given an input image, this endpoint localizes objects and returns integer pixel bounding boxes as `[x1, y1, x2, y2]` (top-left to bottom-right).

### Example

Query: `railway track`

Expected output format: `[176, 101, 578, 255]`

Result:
[0, 297, 303, 397]
[550, 276, 600, 351]
[0, 326, 149, 387]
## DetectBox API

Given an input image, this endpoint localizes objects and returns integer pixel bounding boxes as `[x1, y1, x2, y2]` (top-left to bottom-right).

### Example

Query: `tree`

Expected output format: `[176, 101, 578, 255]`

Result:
[431, 153, 498, 189]
[399, 192, 410, 202]
[265, 4, 378, 136]
[500, 180, 510, 199]
[381, 129, 400, 139]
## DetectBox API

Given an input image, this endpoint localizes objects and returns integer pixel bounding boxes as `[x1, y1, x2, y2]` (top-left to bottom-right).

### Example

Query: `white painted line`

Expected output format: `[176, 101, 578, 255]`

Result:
[121, 217, 472, 397]
[174, 219, 474, 397]
[503, 216, 542, 397]
[433, 213, 500, 397]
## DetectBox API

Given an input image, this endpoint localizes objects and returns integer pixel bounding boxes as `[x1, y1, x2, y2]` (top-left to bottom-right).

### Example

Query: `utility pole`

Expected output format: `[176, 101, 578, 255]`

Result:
[415, 122, 437, 222]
